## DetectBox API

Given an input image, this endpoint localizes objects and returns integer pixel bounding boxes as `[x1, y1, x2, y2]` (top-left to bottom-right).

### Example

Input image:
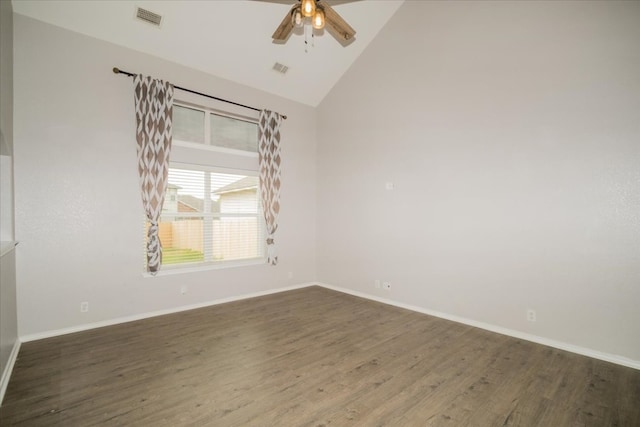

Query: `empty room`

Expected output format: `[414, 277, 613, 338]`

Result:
[1, 0, 639, 425]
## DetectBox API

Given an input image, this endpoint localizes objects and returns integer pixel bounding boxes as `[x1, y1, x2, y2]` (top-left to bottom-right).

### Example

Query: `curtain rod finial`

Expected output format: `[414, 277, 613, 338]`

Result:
[112, 67, 120, 74]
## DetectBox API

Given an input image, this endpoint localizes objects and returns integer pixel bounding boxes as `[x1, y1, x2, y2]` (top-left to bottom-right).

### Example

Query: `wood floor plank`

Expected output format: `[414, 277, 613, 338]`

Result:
[1, 286, 639, 426]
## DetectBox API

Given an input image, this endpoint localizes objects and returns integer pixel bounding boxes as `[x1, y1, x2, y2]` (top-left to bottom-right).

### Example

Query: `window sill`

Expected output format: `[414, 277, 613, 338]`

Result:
[142, 257, 267, 277]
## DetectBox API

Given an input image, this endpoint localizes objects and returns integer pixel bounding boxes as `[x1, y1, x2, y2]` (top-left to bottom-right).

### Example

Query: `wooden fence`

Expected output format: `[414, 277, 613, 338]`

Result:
[159, 219, 260, 261]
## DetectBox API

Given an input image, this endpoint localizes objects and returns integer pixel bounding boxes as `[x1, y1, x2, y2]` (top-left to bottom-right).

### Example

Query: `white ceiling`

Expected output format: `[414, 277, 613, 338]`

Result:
[12, 0, 404, 106]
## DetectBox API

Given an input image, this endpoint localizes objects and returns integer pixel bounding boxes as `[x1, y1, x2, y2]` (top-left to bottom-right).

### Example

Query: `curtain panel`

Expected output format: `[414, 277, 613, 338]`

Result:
[258, 110, 283, 265]
[133, 75, 174, 274]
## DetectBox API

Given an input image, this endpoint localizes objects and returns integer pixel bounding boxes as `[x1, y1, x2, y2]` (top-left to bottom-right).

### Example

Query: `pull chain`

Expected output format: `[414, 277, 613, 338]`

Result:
[304, 24, 308, 53]
[304, 23, 316, 53]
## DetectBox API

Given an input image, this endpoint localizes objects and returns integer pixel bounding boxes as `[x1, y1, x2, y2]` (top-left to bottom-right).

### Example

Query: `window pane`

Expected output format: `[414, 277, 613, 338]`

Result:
[210, 114, 258, 152]
[163, 169, 206, 213]
[212, 175, 259, 213]
[159, 217, 205, 265]
[212, 174, 262, 261]
[151, 167, 264, 268]
[212, 216, 262, 262]
[173, 105, 205, 144]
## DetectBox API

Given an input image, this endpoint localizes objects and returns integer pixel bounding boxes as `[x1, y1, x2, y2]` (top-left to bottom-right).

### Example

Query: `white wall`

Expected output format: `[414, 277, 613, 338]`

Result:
[13, 15, 317, 337]
[0, 0, 18, 392]
[317, 1, 640, 363]
[11, 1, 640, 368]
[0, 0, 14, 240]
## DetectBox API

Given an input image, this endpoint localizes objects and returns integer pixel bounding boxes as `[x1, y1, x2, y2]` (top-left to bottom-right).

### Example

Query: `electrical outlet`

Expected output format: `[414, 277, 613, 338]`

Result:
[374, 280, 381, 289]
[180, 285, 188, 295]
[527, 309, 536, 322]
[80, 302, 89, 313]
[288, 271, 293, 279]
[382, 281, 391, 290]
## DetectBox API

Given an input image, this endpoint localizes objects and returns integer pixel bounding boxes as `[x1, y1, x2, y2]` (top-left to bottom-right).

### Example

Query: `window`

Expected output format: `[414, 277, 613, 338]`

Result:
[144, 102, 265, 272]
[210, 113, 258, 152]
[173, 104, 258, 153]
[173, 105, 205, 144]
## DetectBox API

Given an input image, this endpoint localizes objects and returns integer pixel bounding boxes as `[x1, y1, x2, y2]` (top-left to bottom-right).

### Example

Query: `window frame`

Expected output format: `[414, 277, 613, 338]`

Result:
[142, 101, 266, 276]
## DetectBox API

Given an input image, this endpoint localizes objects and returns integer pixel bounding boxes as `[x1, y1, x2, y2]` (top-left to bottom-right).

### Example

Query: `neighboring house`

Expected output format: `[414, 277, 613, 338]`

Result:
[177, 194, 220, 214]
[212, 176, 262, 260]
[162, 189, 219, 215]
[213, 176, 259, 214]
[162, 184, 180, 213]
[177, 195, 201, 213]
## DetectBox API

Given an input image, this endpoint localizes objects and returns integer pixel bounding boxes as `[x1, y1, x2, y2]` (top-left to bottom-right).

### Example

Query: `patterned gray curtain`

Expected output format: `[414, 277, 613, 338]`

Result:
[134, 75, 174, 274]
[258, 110, 283, 265]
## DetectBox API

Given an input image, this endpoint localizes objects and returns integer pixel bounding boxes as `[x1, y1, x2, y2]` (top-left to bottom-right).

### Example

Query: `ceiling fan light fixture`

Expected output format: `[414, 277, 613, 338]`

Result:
[271, 0, 356, 45]
[293, 8, 303, 27]
[300, 0, 316, 18]
[312, 8, 325, 30]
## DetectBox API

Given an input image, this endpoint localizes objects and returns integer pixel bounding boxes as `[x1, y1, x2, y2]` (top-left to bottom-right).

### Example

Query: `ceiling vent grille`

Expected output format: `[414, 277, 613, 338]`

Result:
[272, 62, 289, 74]
[135, 7, 162, 27]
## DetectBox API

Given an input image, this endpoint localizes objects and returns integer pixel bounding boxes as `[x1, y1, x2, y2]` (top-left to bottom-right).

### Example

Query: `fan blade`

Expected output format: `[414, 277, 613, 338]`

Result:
[272, 5, 297, 41]
[318, 0, 356, 43]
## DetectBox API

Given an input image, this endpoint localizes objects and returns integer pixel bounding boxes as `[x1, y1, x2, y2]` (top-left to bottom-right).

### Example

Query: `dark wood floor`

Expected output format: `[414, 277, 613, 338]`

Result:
[1, 286, 639, 426]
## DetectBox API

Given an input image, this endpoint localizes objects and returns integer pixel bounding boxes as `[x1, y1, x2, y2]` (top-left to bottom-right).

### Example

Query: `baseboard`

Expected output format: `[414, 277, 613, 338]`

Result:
[18, 281, 639, 370]
[20, 283, 316, 343]
[0, 339, 21, 405]
[315, 282, 640, 371]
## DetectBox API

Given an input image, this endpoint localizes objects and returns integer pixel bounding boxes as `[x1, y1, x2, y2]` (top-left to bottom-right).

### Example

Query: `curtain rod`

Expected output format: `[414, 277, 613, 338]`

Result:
[112, 67, 287, 120]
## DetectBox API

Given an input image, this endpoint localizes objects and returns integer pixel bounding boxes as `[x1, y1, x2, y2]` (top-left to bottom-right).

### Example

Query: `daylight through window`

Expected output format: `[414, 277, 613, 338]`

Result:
[144, 102, 265, 271]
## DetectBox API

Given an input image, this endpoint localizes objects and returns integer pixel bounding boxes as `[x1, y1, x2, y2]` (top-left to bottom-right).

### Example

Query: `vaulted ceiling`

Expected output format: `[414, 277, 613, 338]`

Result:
[12, 0, 404, 106]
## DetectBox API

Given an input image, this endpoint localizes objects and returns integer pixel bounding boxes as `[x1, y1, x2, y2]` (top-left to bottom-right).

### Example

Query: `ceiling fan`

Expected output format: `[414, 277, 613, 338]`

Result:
[268, 0, 357, 45]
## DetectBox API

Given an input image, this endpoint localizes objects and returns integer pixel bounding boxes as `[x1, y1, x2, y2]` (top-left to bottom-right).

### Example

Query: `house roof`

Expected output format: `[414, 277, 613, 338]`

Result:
[214, 176, 258, 195]
[177, 195, 219, 213]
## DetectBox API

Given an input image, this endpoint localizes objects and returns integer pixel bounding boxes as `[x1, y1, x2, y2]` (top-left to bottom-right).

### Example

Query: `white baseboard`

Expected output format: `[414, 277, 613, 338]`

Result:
[315, 282, 640, 371]
[17, 281, 639, 371]
[0, 339, 21, 405]
[20, 283, 316, 343]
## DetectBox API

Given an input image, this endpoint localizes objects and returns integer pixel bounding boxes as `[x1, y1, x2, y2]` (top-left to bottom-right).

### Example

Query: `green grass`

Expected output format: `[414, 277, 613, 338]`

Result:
[162, 247, 204, 265]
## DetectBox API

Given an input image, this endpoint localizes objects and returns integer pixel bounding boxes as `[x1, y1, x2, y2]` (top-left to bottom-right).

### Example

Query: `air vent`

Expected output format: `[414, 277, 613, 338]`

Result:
[272, 62, 289, 74]
[135, 7, 162, 27]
